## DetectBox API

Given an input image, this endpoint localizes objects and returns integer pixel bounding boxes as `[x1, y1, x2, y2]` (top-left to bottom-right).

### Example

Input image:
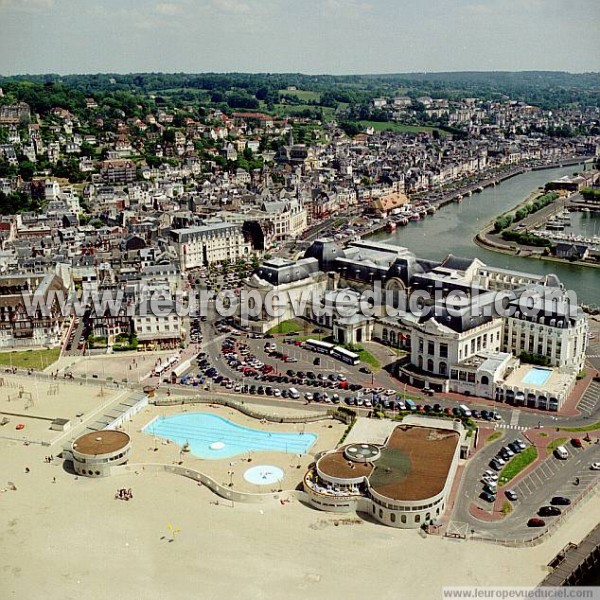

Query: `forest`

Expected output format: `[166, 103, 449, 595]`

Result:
[1, 71, 599, 114]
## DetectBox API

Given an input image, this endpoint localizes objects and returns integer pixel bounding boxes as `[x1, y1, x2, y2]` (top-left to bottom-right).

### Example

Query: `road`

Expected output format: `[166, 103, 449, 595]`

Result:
[451, 438, 600, 541]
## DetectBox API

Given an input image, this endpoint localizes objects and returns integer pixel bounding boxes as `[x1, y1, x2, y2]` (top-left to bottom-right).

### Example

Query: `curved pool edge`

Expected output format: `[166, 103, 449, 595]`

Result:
[143, 411, 318, 460]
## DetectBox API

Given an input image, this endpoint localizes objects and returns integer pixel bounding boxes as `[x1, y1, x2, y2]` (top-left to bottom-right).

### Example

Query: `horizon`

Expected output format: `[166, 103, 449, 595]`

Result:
[2, 68, 600, 78]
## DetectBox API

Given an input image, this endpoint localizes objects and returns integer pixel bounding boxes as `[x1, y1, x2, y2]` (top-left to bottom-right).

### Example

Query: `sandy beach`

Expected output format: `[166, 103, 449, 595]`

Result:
[1, 382, 599, 600]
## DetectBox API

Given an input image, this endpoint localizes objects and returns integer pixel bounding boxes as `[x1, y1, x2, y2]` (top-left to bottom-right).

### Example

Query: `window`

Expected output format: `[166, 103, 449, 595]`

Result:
[415, 514, 420, 523]
[401, 515, 407, 524]
[418, 338, 424, 352]
[379, 509, 383, 519]
[427, 359, 434, 372]
[440, 344, 448, 358]
[390, 513, 396, 523]
[427, 341, 435, 355]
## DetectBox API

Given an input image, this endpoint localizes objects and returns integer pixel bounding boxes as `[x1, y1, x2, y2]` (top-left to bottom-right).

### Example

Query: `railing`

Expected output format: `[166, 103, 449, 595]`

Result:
[303, 472, 362, 499]
[111, 462, 309, 505]
[153, 395, 334, 425]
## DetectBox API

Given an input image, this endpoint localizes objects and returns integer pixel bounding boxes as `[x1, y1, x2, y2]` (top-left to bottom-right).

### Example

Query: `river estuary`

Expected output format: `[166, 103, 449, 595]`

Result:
[372, 165, 599, 306]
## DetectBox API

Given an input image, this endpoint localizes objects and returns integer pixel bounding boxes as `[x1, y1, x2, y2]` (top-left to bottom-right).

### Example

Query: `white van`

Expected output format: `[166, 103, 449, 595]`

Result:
[555, 446, 569, 460]
[459, 404, 472, 417]
[288, 388, 300, 400]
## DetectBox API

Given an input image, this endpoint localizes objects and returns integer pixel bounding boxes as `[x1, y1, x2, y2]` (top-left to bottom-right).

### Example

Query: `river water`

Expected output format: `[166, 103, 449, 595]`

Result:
[372, 165, 599, 306]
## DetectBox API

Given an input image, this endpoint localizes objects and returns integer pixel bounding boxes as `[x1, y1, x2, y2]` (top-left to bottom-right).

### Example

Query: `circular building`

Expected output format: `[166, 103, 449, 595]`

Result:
[304, 419, 464, 528]
[70, 430, 131, 477]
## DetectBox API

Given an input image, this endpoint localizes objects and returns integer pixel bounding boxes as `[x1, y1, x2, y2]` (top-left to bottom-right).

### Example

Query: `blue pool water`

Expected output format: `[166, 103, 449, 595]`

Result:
[144, 413, 317, 459]
[522, 367, 552, 387]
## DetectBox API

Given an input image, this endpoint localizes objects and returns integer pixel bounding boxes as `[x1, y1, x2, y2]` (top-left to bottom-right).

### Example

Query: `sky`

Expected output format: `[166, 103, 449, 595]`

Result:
[0, 0, 598, 75]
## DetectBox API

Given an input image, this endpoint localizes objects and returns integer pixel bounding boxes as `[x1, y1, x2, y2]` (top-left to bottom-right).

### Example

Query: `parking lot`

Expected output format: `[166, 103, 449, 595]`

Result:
[577, 380, 600, 416]
[512, 443, 597, 502]
[468, 440, 600, 540]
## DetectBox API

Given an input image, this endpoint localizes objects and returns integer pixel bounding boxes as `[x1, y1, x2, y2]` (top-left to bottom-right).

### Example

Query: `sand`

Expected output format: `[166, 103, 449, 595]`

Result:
[1, 389, 600, 600]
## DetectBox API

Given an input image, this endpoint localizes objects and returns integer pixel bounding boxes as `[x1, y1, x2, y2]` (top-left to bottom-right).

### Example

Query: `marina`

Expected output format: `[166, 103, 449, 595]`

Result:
[370, 165, 600, 307]
[534, 209, 600, 251]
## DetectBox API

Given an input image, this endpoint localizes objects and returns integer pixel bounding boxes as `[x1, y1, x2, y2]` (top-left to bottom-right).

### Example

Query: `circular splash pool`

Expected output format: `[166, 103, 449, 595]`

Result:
[243, 465, 284, 486]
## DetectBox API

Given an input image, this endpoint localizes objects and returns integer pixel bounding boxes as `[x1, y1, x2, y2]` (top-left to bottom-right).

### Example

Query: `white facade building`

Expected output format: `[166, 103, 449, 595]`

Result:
[170, 222, 251, 270]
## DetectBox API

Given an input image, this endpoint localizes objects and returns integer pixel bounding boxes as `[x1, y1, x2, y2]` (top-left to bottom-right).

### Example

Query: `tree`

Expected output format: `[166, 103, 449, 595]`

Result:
[162, 129, 176, 144]
[18, 159, 36, 181]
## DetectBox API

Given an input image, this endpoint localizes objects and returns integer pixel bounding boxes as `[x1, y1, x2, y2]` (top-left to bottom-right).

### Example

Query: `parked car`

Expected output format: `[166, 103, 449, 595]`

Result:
[480, 491, 496, 503]
[571, 438, 583, 448]
[359, 367, 372, 374]
[550, 496, 571, 506]
[508, 442, 522, 454]
[538, 506, 562, 517]
[484, 483, 497, 495]
[505, 490, 518, 501]
[527, 518, 546, 528]
[591, 462, 600, 471]
[483, 470, 498, 481]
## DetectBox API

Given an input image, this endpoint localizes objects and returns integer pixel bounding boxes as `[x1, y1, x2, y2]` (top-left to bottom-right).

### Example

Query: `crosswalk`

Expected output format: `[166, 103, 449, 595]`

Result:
[495, 423, 528, 431]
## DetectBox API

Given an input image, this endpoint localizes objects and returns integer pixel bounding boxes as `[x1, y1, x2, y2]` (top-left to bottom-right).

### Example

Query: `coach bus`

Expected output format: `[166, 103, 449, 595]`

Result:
[304, 339, 335, 354]
[331, 346, 360, 366]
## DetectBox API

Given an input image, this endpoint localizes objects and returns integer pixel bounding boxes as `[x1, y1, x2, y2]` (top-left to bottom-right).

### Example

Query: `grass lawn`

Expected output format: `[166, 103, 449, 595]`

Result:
[355, 349, 381, 370]
[499, 446, 538, 484]
[547, 437, 568, 453]
[559, 421, 600, 433]
[278, 89, 321, 102]
[358, 120, 448, 136]
[266, 319, 304, 335]
[0, 348, 60, 370]
[486, 431, 504, 444]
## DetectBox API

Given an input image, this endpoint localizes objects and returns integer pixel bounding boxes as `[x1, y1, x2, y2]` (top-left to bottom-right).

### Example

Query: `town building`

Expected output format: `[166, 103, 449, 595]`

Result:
[169, 222, 251, 270]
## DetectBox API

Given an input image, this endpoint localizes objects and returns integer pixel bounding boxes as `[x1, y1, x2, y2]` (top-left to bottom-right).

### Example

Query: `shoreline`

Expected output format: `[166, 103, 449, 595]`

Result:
[362, 158, 589, 243]
[473, 183, 600, 272]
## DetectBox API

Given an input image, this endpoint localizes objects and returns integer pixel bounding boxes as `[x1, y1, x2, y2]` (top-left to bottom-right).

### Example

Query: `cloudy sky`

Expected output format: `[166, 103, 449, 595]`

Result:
[0, 0, 598, 74]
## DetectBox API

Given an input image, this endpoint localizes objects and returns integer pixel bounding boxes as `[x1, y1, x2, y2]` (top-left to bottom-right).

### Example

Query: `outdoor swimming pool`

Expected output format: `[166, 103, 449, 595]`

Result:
[143, 413, 317, 459]
[522, 367, 552, 387]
